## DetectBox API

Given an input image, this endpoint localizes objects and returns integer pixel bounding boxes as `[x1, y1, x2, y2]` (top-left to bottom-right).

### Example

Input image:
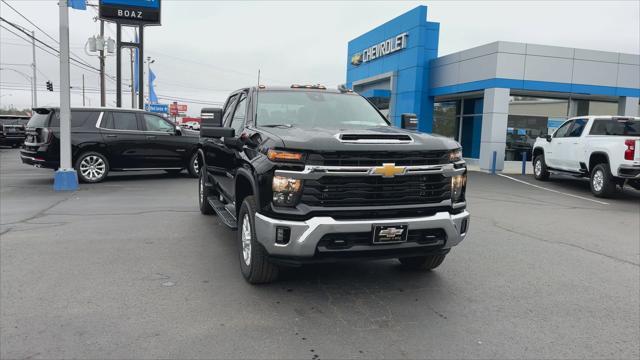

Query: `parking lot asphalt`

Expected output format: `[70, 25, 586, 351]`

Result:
[1, 147, 639, 359]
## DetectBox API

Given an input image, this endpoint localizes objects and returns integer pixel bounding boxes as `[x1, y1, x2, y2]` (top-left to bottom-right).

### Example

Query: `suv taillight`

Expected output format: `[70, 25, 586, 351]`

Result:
[39, 127, 53, 144]
[624, 139, 636, 161]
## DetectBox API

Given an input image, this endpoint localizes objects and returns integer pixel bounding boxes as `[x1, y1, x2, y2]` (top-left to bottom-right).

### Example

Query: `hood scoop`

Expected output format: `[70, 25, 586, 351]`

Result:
[337, 133, 413, 144]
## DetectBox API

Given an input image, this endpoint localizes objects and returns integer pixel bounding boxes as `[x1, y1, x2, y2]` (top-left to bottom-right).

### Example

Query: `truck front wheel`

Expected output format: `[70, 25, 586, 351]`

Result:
[590, 163, 616, 198]
[533, 154, 550, 181]
[398, 254, 446, 270]
[238, 196, 279, 284]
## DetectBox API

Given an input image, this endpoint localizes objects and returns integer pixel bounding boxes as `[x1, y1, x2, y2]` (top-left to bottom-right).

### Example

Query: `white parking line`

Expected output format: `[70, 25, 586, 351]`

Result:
[497, 174, 609, 205]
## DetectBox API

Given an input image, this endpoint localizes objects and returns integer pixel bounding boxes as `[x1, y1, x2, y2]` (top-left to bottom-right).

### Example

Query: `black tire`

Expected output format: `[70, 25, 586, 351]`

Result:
[533, 154, 550, 181]
[238, 196, 279, 284]
[164, 169, 183, 175]
[199, 169, 215, 215]
[75, 151, 109, 183]
[590, 163, 616, 198]
[398, 254, 447, 270]
[187, 152, 200, 178]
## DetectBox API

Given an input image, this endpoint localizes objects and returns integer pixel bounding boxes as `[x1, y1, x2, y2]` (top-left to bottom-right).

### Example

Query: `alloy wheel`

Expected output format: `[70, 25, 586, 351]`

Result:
[79, 155, 106, 181]
[592, 170, 604, 192]
[241, 214, 252, 266]
[534, 159, 542, 176]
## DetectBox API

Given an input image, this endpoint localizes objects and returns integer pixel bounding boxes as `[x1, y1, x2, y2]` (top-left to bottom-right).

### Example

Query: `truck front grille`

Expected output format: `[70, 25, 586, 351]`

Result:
[301, 174, 451, 207]
[306, 151, 448, 167]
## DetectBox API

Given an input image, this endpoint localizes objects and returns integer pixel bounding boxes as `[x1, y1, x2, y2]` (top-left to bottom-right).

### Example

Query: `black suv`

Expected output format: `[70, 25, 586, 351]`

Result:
[20, 107, 201, 183]
[0, 114, 30, 147]
[197, 85, 470, 283]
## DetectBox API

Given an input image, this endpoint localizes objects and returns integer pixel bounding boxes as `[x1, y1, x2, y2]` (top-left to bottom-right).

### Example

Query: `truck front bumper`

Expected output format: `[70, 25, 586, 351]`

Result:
[254, 210, 470, 260]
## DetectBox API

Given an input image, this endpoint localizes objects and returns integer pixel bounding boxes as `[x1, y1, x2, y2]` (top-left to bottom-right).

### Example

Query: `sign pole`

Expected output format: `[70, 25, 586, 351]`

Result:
[53, 0, 78, 191]
[116, 23, 122, 107]
[138, 25, 144, 109]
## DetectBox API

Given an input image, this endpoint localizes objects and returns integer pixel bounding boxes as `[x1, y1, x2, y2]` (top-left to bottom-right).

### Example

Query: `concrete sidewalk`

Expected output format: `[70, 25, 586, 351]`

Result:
[465, 159, 533, 175]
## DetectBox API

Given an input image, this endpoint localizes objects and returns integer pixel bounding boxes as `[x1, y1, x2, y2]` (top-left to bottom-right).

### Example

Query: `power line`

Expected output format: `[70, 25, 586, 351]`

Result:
[0, 16, 100, 73]
[0, 0, 92, 68]
[0, 22, 117, 83]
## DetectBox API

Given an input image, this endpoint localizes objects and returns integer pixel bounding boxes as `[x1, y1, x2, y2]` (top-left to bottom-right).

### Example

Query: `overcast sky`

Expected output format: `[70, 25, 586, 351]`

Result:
[1, 0, 639, 116]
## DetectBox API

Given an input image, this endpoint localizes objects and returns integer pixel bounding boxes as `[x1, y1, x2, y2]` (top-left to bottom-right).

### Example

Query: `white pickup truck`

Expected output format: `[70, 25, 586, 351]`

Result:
[532, 116, 640, 197]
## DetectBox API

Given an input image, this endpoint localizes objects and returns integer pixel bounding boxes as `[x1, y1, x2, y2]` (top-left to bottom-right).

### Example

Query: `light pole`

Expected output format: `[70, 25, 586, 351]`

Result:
[0, 67, 34, 108]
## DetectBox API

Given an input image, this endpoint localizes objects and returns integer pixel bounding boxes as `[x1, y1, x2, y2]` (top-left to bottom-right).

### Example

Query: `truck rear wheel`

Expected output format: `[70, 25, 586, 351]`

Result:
[398, 254, 446, 270]
[590, 163, 616, 198]
[238, 196, 279, 284]
[533, 154, 550, 181]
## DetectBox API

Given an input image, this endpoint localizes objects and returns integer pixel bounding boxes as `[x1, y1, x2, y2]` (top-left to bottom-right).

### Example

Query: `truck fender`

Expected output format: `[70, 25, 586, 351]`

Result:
[235, 166, 260, 213]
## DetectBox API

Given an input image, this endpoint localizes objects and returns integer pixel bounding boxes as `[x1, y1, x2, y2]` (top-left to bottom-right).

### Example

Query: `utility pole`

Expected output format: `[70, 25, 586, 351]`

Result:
[82, 74, 86, 106]
[31, 30, 37, 108]
[99, 20, 105, 107]
[54, 0, 77, 191]
[130, 48, 135, 108]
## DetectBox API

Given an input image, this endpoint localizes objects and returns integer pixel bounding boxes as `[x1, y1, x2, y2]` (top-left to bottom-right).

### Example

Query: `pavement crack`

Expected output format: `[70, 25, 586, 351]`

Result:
[493, 221, 639, 267]
[1, 196, 75, 226]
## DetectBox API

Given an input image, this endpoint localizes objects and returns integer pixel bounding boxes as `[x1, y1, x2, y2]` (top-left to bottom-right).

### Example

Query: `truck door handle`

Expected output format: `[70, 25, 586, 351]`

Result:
[106, 134, 117, 138]
[146, 135, 157, 139]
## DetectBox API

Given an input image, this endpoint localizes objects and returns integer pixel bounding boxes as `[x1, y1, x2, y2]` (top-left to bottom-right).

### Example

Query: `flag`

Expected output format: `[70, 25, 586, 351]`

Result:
[68, 0, 87, 10]
[149, 69, 158, 104]
[133, 31, 139, 94]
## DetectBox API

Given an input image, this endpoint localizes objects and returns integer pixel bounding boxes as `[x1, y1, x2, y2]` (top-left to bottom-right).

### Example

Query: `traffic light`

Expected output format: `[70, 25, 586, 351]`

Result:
[46, 81, 53, 92]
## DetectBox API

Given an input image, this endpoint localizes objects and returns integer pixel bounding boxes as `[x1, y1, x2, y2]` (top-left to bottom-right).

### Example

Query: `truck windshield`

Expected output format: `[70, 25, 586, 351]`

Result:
[590, 118, 640, 136]
[256, 91, 389, 129]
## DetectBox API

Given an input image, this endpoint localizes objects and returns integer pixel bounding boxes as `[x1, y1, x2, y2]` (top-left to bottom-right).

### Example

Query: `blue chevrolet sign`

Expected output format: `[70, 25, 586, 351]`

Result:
[145, 103, 168, 114]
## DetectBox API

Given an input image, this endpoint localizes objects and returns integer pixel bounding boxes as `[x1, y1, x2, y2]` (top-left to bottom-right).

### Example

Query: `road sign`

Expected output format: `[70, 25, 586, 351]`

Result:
[169, 103, 187, 115]
[99, 0, 161, 25]
[145, 103, 168, 113]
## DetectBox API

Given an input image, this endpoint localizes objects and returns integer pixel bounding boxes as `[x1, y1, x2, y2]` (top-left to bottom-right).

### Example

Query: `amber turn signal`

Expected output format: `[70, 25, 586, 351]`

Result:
[267, 149, 303, 161]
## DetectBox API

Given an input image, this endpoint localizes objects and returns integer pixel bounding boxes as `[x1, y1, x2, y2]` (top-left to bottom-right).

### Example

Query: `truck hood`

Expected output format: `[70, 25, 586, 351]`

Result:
[258, 126, 460, 152]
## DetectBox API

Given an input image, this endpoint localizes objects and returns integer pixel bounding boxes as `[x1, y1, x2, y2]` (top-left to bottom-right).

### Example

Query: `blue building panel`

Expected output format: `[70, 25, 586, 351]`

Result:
[346, 5, 439, 131]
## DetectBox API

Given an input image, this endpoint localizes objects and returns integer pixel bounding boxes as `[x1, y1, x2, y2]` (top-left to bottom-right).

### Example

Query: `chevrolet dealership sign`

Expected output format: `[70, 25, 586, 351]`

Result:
[99, 0, 161, 25]
[351, 32, 408, 66]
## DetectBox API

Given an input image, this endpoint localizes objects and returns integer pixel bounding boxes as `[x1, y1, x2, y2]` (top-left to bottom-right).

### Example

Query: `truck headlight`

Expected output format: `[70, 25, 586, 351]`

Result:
[272, 176, 302, 206]
[451, 174, 466, 203]
[449, 149, 462, 162]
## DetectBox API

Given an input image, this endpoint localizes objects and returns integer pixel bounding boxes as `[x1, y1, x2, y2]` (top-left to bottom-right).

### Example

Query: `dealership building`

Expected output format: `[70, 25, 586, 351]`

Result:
[346, 6, 640, 170]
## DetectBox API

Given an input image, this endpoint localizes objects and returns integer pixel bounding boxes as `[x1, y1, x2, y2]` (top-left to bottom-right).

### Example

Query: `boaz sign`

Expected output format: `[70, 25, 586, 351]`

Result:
[99, 0, 161, 25]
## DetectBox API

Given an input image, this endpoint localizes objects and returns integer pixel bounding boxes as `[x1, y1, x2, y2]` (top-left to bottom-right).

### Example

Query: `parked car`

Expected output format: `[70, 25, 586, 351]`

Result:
[183, 121, 200, 130]
[0, 114, 30, 147]
[197, 85, 469, 283]
[20, 107, 201, 183]
[532, 116, 640, 197]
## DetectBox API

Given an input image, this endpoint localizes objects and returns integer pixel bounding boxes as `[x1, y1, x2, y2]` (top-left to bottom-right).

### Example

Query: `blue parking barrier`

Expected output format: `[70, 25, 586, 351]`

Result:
[521, 151, 527, 175]
[491, 151, 497, 175]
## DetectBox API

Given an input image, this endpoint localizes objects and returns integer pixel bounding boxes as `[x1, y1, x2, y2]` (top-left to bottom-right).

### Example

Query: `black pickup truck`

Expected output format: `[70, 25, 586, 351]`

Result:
[197, 85, 469, 283]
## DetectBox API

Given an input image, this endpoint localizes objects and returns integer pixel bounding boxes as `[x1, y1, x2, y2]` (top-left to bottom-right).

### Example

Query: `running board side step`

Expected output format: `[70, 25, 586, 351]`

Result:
[207, 197, 237, 229]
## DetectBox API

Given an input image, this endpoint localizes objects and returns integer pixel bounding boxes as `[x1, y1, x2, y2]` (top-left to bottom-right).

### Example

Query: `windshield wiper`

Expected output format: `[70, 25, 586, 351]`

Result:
[261, 124, 294, 128]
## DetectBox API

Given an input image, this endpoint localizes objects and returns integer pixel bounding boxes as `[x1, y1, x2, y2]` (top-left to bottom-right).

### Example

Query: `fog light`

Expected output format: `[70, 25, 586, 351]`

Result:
[275, 226, 290, 245]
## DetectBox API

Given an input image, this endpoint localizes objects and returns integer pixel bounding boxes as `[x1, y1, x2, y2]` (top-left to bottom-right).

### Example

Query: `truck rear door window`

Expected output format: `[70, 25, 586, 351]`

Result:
[590, 119, 640, 136]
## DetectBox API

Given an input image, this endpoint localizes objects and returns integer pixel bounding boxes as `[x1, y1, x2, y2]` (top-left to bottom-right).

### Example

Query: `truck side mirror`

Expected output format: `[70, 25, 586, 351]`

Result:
[201, 108, 223, 127]
[401, 113, 418, 130]
[200, 126, 235, 138]
[544, 134, 552, 142]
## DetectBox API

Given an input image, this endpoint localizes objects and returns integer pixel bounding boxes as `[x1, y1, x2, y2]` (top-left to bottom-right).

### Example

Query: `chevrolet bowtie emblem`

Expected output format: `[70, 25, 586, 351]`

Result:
[371, 163, 406, 178]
